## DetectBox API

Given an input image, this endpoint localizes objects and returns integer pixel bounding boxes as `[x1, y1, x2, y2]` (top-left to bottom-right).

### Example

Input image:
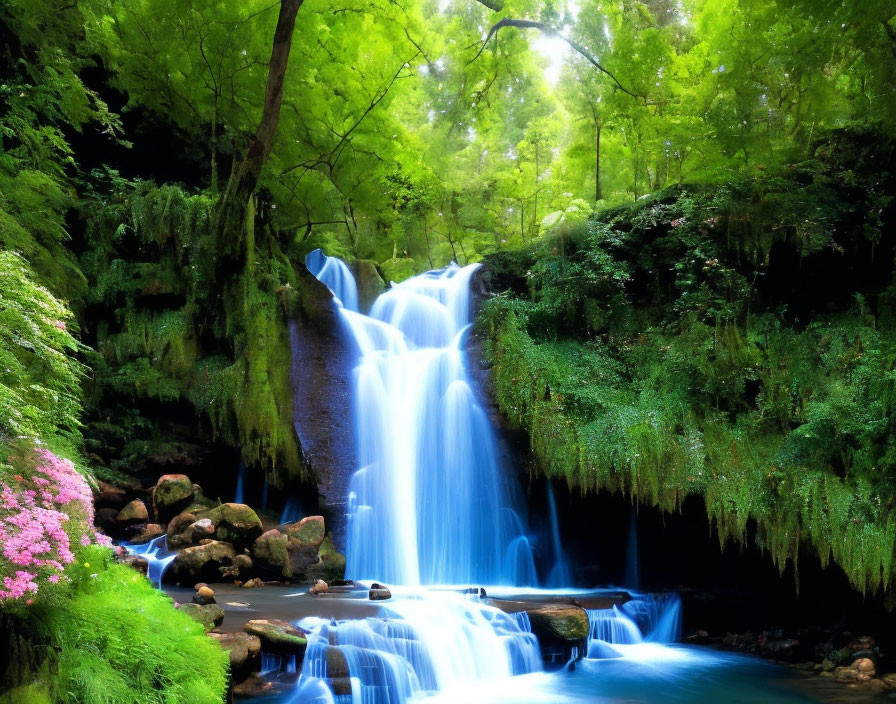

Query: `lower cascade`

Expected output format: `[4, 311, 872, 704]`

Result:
[289, 591, 542, 704]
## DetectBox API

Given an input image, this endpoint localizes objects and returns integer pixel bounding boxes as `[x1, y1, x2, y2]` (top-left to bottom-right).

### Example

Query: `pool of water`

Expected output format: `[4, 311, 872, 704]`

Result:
[425, 645, 820, 704]
[246, 643, 823, 704]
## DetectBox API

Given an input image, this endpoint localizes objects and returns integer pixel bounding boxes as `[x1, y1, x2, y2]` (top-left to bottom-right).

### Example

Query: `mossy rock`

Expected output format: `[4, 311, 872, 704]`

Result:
[208, 632, 261, 678]
[252, 528, 319, 581]
[284, 515, 325, 548]
[0, 684, 52, 704]
[243, 619, 307, 656]
[167, 511, 198, 548]
[153, 474, 194, 520]
[525, 604, 589, 644]
[306, 535, 346, 583]
[117, 499, 148, 525]
[206, 503, 263, 549]
[252, 529, 291, 579]
[172, 540, 236, 582]
[178, 603, 225, 632]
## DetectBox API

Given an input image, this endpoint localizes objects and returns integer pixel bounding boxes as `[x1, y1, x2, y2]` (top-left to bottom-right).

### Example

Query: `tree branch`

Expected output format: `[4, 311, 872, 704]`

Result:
[468, 17, 639, 99]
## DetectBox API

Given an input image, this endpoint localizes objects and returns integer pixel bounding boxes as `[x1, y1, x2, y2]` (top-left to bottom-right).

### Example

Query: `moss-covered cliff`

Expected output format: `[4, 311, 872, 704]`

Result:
[478, 131, 896, 597]
[76, 179, 323, 487]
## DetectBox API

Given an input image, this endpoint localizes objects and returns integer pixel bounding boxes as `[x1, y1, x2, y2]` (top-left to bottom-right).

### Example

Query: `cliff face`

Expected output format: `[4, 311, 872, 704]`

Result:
[289, 276, 358, 551]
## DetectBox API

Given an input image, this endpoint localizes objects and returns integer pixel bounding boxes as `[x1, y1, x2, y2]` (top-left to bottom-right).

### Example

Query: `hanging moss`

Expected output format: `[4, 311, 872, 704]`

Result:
[478, 132, 896, 597]
[79, 181, 309, 481]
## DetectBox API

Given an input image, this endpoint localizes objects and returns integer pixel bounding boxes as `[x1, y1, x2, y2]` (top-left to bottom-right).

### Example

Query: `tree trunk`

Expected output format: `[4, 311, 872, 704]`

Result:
[595, 121, 602, 202]
[214, 0, 304, 251]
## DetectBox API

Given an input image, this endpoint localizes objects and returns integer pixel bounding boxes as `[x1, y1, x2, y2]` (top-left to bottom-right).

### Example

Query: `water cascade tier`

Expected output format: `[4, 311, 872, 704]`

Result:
[288, 590, 542, 704]
[307, 250, 536, 586]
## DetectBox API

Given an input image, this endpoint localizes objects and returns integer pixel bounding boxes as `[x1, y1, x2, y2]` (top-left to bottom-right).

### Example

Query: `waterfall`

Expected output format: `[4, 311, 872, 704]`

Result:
[625, 505, 639, 589]
[306, 249, 359, 312]
[122, 535, 177, 588]
[280, 497, 303, 525]
[290, 592, 541, 704]
[309, 254, 535, 586]
[622, 592, 683, 643]
[544, 479, 571, 587]
[234, 460, 246, 505]
[585, 593, 682, 659]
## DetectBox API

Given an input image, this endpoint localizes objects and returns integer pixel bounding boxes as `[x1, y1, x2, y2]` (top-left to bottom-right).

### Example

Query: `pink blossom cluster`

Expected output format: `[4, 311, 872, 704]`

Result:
[0, 448, 111, 602]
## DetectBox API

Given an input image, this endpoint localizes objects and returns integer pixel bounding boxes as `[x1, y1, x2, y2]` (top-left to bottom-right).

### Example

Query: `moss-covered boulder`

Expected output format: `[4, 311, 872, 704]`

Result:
[177, 603, 225, 632]
[306, 535, 346, 583]
[153, 474, 194, 521]
[167, 511, 198, 548]
[207, 503, 263, 549]
[252, 529, 290, 578]
[284, 515, 325, 548]
[208, 632, 261, 679]
[172, 540, 236, 582]
[525, 604, 589, 644]
[128, 523, 165, 544]
[243, 619, 307, 656]
[350, 259, 386, 312]
[117, 499, 149, 526]
[253, 527, 322, 581]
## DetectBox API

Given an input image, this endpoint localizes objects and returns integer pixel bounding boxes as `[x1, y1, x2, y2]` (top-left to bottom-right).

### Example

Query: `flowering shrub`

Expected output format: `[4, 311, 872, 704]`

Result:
[0, 446, 110, 603]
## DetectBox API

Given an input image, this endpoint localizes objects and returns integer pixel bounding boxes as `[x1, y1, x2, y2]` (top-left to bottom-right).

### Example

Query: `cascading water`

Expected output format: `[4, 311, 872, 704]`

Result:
[307, 252, 536, 586]
[585, 592, 683, 660]
[289, 591, 541, 704]
[234, 460, 246, 505]
[306, 249, 359, 312]
[123, 535, 177, 588]
[301, 251, 692, 704]
[544, 479, 571, 587]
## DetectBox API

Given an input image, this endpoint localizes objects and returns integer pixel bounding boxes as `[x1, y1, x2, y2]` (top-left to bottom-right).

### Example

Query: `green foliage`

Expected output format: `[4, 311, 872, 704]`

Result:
[0, 252, 84, 444]
[12, 547, 228, 703]
[480, 135, 896, 595]
[80, 179, 305, 480]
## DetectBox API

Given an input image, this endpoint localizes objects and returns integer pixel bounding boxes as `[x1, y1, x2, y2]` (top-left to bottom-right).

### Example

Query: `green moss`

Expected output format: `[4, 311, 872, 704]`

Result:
[80, 182, 311, 482]
[479, 134, 896, 596]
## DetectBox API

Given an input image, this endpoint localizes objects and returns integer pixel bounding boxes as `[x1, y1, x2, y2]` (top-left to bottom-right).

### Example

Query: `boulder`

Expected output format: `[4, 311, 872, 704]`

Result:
[208, 632, 261, 679]
[207, 503, 263, 548]
[243, 619, 308, 656]
[93, 481, 127, 510]
[309, 580, 328, 595]
[95, 507, 119, 533]
[117, 499, 149, 526]
[166, 511, 198, 548]
[326, 647, 349, 678]
[369, 587, 391, 601]
[284, 515, 325, 548]
[178, 602, 225, 631]
[172, 540, 236, 582]
[525, 604, 589, 644]
[242, 578, 264, 588]
[129, 523, 165, 544]
[153, 474, 194, 521]
[306, 535, 347, 583]
[233, 553, 254, 574]
[252, 529, 319, 581]
[252, 529, 290, 578]
[232, 674, 274, 699]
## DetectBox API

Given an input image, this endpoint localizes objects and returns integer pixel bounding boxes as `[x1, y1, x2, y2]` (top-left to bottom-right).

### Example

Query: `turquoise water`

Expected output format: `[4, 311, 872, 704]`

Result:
[248, 644, 819, 704]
